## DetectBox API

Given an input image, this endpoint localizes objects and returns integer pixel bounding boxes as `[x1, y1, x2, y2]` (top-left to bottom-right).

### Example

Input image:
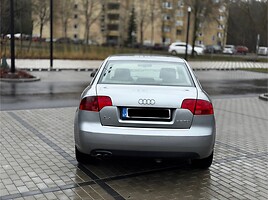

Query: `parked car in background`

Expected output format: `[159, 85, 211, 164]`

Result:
[31, 34, 44, 42]
[168, 42, 203, 55]
[204, 45, 222, 54]
[55, 37, 74, 44]
[223, 45, 236, 55]
[235, 46, 248, 55]
[74, 54, 216, 169]
[257, 47, 268, 56]
[5, 33, 31, 40]
[45, 38, 57, 43]
[84, 39, 99, 45]
[194, 45, 205, 54]
[153, 43, 169, 51]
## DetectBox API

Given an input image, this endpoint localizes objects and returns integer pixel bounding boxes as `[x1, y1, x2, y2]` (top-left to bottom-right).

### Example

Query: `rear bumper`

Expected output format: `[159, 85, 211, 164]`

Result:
[75, 117, 216, 159]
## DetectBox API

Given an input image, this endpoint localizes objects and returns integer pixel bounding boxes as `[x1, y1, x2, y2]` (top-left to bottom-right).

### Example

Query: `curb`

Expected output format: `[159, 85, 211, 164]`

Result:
[22, 68, 96, 72]
[259, 93, 268, 101]
[18, 68, 241, 71]
[0, 77, 41, 82]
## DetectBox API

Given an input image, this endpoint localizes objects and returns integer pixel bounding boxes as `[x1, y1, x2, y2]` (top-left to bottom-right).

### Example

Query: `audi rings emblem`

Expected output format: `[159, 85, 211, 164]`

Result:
[138, 99, 156, 105]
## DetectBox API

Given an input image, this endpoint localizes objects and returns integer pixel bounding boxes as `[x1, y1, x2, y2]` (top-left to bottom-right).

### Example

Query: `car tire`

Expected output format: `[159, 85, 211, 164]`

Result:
[171, 50, 177, 55]
[193, 51, 198, 56]
[75, 146, 97, 164]
[192, 151, 213, 169]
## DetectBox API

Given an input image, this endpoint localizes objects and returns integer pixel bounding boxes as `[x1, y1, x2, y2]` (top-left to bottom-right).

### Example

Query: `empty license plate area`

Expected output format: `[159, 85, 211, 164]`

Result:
[121, 108, 171, 121]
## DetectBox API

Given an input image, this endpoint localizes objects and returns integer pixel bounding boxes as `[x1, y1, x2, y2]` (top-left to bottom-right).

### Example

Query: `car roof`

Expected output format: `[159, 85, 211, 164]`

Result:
[170, 42, 187, 45]
[107, 54, 186, 63]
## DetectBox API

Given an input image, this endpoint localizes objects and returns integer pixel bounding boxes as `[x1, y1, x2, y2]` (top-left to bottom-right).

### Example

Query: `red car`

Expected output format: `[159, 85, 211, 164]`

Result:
[235, 46, 248, 55]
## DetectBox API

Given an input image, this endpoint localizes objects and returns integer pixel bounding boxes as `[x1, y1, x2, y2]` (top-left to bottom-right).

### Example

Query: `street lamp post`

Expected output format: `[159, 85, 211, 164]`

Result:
[10, 0, 15, 73]
[185, 7, 191, 61]
[50, 0, 53, 69]
[131, 31, 135, 48]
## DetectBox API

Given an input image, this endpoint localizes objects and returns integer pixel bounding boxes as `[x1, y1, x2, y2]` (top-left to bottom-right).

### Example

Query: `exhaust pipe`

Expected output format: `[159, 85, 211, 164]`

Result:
[95, 153, 103, 160]
[92, 150, 112, 159]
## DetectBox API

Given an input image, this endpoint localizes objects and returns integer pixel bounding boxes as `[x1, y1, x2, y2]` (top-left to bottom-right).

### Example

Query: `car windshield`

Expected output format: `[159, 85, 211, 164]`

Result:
[98, 60, 194, 86]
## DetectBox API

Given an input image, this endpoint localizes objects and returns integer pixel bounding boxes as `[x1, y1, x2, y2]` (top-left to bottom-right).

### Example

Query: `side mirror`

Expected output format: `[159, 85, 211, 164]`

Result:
[90, 70, 96, 77]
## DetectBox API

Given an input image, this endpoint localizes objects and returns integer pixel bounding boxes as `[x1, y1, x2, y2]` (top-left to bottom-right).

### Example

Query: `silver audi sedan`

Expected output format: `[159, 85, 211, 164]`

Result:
[74, 55, 216, 168]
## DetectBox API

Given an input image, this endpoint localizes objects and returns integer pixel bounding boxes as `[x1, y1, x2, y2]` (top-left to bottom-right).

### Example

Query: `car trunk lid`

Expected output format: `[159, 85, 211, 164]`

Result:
[96, 84, 197, 129]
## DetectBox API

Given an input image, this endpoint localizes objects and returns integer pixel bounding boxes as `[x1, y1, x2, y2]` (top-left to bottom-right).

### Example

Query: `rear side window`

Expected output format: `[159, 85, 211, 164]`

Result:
[98, 60, 194, 86]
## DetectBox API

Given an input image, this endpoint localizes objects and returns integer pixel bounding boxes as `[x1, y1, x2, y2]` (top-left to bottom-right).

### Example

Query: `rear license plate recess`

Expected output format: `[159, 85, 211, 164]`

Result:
[121, 107, 171, 121]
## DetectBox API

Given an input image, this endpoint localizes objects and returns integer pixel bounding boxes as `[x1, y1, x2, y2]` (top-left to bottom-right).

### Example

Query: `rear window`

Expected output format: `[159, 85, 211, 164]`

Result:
[98, 60, 194, 86]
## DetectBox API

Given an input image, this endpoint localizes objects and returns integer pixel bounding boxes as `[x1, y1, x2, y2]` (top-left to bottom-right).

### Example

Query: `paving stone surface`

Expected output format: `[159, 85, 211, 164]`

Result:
[0, 97, 267, 199]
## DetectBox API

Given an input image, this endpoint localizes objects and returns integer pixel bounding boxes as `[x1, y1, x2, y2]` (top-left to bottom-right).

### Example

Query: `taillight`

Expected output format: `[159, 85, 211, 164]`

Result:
[79, 96, 112, 112]
[181, 99, 214, 115]
[181, 99, 196, 114]
[195, 99, 214, 115]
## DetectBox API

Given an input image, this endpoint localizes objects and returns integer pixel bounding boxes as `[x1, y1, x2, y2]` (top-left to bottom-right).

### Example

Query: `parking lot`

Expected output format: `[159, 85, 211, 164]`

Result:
[1, 96, 267, 200]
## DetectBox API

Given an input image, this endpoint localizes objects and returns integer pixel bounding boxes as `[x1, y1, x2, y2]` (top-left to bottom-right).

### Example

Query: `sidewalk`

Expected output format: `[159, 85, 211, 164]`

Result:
[6, 59, 268, 71]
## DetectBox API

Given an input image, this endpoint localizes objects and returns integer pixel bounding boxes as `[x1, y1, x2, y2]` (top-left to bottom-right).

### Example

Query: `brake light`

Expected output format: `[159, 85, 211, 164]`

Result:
[181, 99, 196, 114]
[195, 99, 214, 115]
[79, 96, 112, 111]
[181, 99, 214, 115]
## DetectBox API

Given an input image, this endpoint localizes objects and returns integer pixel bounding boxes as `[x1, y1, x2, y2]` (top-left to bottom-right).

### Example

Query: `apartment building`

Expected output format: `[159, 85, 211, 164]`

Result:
[156, 0, 227, 46]
[32, 0, 227, 46]
[100, 0, 131, 45]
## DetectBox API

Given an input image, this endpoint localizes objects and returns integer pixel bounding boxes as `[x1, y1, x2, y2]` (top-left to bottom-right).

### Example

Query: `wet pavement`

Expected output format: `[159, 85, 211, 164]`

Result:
[1, 70, 267, 110]
[196, 70, 268, 98]
[0, 71, 90, 111]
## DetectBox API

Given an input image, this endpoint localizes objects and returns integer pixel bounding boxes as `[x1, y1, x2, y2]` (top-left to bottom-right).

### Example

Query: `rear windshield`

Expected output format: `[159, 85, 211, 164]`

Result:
[98, 60, 194, 86]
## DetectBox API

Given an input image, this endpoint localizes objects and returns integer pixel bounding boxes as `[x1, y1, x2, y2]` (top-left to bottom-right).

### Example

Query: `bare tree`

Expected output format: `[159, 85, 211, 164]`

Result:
[149, 0, 162, 45]
[58, 0, 75, 38]
[227, 0, 267, 51]
[81, 0, 101, 45]
[32, 0, 50, 39]
[136, 0, 151, 46]
[186, 0, 221, 56]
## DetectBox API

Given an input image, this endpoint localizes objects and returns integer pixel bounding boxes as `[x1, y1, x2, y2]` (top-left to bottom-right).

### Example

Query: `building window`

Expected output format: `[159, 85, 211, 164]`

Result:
[176, 20, 183, 26]
[163, 2, 172, 9]
[74, 14, 78, 19]
[165, 38, 171, 44]
[74, 34, 77, 39]
[74, 24, 78, 29]
[219, 5, 226, 12]
[108, 14, 120, 20]
[107, 24, 119, 31]
[217, 32, 223, 38]
[101, 24, 105, 32]
[218, 24, 224, 29]
[100, 15, 105, 22]
[108, 3, 120, 10]
[178, 0, 184, 7]
[163, 14, 171, 21]
[198, 32, 203, 37]
[218, 15, 224, 21]
[163, 26, 171, 32]
[197, 40, 203, 45]
[177, 10, 184, 17]
[176, 29, 182, 35]
[74, 4, 78, 9]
